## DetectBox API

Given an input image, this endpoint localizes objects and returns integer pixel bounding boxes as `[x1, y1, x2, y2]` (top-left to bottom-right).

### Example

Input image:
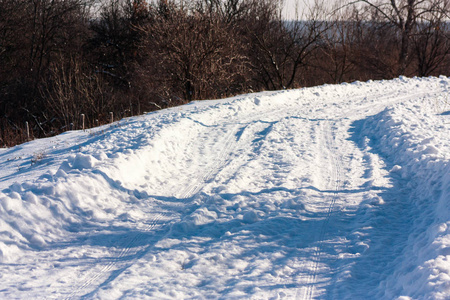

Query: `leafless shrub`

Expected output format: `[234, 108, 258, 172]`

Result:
[137, 0, 251, 104]
[41, 55, 116, 131]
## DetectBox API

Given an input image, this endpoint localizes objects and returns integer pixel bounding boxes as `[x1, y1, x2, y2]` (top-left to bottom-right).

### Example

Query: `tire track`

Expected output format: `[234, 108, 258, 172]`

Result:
[67, 114, 247, 299]
[176, 121, 241, 200]
[303, 120, 343, 300]
[65, 206, 166, 300]
[176, 104, 291, 199]
[67, 93, 375, 298]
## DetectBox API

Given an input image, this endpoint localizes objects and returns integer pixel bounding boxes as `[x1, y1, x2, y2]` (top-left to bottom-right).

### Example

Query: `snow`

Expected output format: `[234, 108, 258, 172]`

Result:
[0, 76, 449, 299]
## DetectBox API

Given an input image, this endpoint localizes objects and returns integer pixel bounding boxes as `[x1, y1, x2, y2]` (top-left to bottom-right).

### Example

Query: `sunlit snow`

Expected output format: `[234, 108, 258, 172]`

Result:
[0, 76, 449, 299]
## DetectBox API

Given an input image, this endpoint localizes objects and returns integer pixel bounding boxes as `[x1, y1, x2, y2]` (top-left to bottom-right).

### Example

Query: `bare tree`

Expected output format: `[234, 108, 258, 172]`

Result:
[413, 22, 450, 76]
[138, 0, 249, 103]
[0, 0, 92, 139]
[247, 0, 330, 89]
[411, 1, 450, 76]
[348, 0, 450, 76]
[88, 0, 150, 85]
[350, 9, 400, 79]
[26, 0, 90, 90]
[193, 0, 258, 23]
[312, 6, 358, 83]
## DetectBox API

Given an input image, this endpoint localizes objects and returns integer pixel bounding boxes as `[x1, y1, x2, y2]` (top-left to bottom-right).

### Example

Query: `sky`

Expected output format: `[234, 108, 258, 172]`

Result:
[283, 0, 334, 20]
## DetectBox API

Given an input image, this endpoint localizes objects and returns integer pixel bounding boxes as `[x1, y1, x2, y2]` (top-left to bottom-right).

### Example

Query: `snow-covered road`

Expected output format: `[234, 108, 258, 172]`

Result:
[0, 77, 449, 299]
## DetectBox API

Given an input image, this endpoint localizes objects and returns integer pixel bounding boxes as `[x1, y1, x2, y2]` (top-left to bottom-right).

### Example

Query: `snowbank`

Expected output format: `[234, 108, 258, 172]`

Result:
[360, 78, 450, 299]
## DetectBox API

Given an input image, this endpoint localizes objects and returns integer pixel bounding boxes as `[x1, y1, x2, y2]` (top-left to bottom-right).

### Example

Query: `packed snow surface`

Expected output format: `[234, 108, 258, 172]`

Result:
[0, 76, 449, 299]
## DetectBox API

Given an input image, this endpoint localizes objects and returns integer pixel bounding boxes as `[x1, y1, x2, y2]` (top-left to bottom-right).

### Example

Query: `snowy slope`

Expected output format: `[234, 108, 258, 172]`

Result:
[0, 76, 449, 299]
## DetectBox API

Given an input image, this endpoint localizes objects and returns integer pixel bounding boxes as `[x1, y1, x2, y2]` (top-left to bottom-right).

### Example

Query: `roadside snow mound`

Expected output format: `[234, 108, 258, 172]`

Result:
[0, 92, 281, 263]
[361, 83, 450, 299]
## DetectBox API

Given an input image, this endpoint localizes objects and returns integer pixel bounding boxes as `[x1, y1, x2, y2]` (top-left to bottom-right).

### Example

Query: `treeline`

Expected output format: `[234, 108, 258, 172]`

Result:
[1, 0, 450, 146]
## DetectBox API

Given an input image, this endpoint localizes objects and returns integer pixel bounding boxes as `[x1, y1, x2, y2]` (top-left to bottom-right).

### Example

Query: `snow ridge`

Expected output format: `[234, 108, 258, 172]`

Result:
[359, 86, 450, 299]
